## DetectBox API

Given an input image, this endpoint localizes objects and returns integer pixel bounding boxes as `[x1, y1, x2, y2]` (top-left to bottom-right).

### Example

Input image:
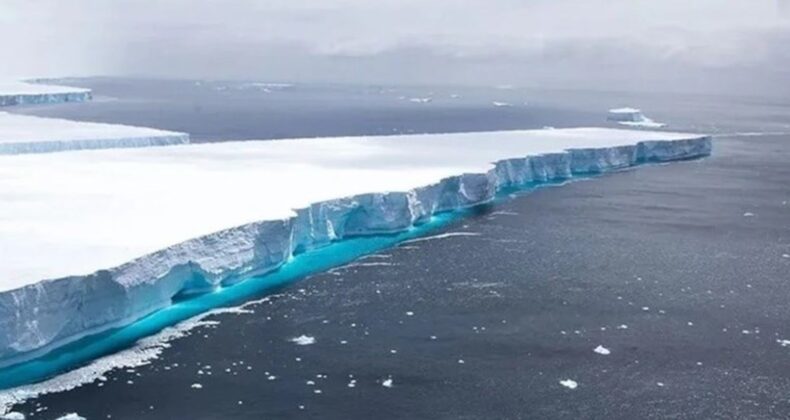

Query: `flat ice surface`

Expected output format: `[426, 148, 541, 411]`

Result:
[0, 112, 189, 154]
[0, 81, 91, 96]
[0, 128, 701, 292]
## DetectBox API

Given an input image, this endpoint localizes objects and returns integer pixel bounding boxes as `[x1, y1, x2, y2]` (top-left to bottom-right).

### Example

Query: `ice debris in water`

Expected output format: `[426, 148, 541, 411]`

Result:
[290, 335, 316, 345]
[1, 413, 25, 420]
[593, 345, 611, 355]
[743, 212, 755, 217]
[382, 378, 394, 388]
[55, 414, 86, 420]
[191, 383, 203, 389]
[559, 379, 578, 389]
[777, 339, 790, 347]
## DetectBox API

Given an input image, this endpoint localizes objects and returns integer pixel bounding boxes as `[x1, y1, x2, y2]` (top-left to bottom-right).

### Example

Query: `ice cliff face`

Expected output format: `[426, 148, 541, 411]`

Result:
[0, 135, 711, 368]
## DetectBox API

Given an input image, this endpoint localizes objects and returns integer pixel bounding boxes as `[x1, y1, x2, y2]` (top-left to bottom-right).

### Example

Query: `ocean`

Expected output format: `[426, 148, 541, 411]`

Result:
[5, 78, 790, 419]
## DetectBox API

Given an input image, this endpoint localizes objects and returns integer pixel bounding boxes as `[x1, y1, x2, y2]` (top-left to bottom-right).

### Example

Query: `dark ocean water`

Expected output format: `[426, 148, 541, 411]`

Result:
[6, 78, 790, 419]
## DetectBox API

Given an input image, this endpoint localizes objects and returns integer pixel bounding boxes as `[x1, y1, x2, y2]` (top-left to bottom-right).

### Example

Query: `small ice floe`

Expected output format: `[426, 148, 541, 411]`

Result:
[409, 97, 432, 104]
[559, 379, 578, 390]
[449, 94, 461, 99]
[616, 324, 629, 330]
[405, 311, 414, 316]
[743, 212, 755, 217]
[55, 414, 86, 420]
[782, 254, 789, 259]
[593, 345, 611, 355]
[642, 307, 650, 311]
[458, 359, 465, 364]
[777, 339, 790, 347]
[290, 335, 316, 346]
[191, 383, 203, 389]
[1, 413, 25, 420]
[656, 382, 665, 387]
[492, 101, 512, 107]
[382, 378, 394, 388]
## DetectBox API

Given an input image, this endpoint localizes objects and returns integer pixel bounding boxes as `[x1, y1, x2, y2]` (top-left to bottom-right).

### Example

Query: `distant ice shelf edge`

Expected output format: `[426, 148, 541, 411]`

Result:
[0, 134, 191, 155]
[0, 135, 712, 369]
[0, 88, 92, 107]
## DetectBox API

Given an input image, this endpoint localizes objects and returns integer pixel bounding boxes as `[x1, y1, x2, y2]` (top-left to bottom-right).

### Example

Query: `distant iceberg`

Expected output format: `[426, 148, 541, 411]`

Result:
[607, 107, 665, 128]
[0, 112, 189, 154]
[0, 81, 91, 107]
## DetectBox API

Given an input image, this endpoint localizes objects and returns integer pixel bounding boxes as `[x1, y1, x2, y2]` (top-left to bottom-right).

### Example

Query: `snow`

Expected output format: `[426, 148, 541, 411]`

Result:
[0, 413, 24, 420]
[0, 112, 189, 154]
[0, 81, 91, 107]
[0, 127, 711, 367]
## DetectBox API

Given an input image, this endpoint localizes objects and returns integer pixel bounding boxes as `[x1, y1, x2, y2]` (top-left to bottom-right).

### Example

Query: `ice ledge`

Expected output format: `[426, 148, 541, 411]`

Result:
[0, 112, 190, 154]
[0, 129, 712, 368]
[0, 81, 92, 107]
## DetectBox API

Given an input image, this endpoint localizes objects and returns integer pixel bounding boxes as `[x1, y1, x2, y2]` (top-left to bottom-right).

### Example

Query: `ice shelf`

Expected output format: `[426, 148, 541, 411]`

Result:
[0, 81, 92, 107]
[0, 112, 190, 154]
[0, 128, 711, 366]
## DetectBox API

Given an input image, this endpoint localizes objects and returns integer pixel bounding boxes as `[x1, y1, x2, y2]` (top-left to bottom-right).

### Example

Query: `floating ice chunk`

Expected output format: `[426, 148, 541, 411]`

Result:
[492, 101, 512, 107]
[656, 382, 665, 387]
[191, 383, 203, 389]
[783, 254, 790, 259]
[1, 413, 25, 420]
[743, 212, 755, 217]
[290, 335, 316, 346]
[409, 97, 432, 104]
[405, 311, 414, 316]
[382, 378, 394, 388]
[607, 108, 665, 128]
[55, 414, 86, 420]
[593, 345, 611, 355]
[559, 379, 578, 389]
[777, 339, 790, 347]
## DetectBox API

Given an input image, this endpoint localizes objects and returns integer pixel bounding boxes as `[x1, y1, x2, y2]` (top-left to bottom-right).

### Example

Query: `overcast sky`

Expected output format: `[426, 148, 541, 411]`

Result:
[1, 0, 788, 92]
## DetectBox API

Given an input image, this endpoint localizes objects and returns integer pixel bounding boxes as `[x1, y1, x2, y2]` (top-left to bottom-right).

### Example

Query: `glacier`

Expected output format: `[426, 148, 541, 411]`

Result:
[0, 112, 190, 154]
[0, 81, 91, 107]
[0, 128, 711, 375]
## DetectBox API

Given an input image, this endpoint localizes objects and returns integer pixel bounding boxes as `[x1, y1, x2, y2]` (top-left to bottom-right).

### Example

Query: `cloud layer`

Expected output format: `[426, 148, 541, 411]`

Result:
[1, 0, 788, 92]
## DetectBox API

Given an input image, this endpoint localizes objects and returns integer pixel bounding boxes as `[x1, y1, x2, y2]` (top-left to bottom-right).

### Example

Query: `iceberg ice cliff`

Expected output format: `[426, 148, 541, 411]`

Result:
[0, 128, 711, 369]
[0, 81, 91, 107]
[0, 112, 189, 154]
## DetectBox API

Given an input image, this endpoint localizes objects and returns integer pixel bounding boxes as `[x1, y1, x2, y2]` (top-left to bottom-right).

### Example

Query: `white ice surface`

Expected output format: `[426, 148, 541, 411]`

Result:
[0, 112, 189, 154]
[0, 127, 704, 292]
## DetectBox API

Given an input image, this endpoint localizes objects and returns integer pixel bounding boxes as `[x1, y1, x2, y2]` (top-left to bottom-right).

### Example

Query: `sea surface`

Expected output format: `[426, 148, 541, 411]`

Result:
[4, 78, 790, 419]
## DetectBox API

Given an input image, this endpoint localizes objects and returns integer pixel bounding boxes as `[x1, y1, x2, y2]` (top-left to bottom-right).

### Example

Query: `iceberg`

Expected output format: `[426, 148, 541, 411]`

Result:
[0, 112, 190, 154]
[607, 107, 665, 128]
[0, 128, 711, 371]
[0, 81, 91, 107]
